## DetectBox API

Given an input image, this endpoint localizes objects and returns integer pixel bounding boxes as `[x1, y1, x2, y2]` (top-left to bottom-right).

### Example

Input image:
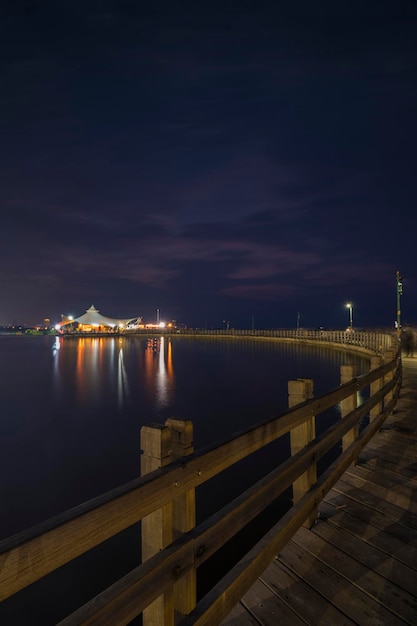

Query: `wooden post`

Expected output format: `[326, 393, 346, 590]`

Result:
[383, 349, 396, 405]
[288, 378, 317, 527]
[340, 365, 358, 452]
[141, 424, 174, 626]
[370, 355, 383, 423]
[165, 418, 196, 622]
[140, 420, 196, 626]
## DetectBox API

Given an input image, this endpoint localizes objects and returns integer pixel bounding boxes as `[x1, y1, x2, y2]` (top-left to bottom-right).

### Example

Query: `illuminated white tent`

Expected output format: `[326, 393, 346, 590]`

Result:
[61, 305, 140, 330]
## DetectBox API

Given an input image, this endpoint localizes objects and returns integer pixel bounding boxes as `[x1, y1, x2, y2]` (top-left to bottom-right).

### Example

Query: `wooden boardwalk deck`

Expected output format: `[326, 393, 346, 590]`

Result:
[222, 356, 417, 626]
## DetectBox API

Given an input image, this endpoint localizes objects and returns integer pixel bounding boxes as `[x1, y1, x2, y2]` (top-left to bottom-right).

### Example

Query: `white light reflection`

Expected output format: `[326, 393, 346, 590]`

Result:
[117, 343, 130, 408]
[52, 336, 62, 395]
[155, 337, 173, 409]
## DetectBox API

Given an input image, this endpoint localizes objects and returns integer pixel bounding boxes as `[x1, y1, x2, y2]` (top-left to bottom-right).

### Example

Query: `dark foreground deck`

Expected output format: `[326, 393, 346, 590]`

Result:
[222, 356, 417, 626]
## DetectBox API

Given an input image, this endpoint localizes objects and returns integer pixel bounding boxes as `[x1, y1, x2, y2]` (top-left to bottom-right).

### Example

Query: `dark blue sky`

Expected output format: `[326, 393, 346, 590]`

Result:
[1, 1, 416, 329]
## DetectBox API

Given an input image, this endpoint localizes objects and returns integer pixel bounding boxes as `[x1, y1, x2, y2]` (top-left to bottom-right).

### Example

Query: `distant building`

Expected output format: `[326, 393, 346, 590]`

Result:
[58, 305, 141, 333]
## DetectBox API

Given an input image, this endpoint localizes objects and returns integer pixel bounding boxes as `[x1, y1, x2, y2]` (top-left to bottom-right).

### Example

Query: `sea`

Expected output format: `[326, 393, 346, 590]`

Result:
[0, 333, 370, 624]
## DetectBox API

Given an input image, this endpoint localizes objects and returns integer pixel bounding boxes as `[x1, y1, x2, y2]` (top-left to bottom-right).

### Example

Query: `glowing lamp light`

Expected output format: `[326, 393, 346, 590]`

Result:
[346, 302, 353, 330]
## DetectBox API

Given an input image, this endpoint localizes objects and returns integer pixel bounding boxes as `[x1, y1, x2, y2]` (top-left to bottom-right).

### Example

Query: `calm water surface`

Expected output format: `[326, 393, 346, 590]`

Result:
[0, 334, 369, 624]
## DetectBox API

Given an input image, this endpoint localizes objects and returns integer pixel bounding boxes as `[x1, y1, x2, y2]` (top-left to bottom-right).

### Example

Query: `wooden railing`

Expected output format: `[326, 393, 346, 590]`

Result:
[122, 327, 395, 355]
[0, 334, 401, 625]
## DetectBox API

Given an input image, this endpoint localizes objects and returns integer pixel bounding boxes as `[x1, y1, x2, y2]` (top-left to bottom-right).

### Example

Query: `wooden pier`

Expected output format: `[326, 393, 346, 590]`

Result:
[1, 331, 412, 625]
[223, 356, 417, 626]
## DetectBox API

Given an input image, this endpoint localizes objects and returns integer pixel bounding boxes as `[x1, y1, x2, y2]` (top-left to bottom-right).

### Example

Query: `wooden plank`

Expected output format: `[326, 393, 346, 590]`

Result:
[359, 436, 417, 467]
[278, 538, 409, 625]
[318, 500, 417, 570]
[379, 424, 417, 442]
[347, 463, 417, 496]
[239, 578, 306, 625]
[373, 428, 417, 451]
[331, 478, 417, 530]
[383, 423, 417, 438]
[259, 559, 356, 625]
[383, 412, 417, 432]
[292, 527, 417, 623]
[322, 490, 417, 548]
[361, 424, 417, 448]
[339, 470, 417, 515]
[312, 514, 417, 595]
[220, 602, 260, 625]
[358, 452, 417, 481]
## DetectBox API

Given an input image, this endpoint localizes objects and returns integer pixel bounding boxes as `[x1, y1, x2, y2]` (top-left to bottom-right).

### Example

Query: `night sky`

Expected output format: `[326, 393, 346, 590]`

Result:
[1, 1, 416, 329]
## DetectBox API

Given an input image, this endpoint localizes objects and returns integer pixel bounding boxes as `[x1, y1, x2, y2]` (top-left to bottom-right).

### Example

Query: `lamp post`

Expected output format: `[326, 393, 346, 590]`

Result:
[346, 302, 353, 331]
[396, 271, 403, 339]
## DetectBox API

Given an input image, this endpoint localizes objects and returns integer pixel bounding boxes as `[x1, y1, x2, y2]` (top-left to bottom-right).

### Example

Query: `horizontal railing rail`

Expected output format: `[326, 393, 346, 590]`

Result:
[0, 333, 401, 626]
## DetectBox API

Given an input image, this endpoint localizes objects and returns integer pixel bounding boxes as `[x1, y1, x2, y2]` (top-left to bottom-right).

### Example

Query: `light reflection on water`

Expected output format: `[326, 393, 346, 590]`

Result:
[142, 336, 175, 411]
[117, 347, 130, 407]
[51, 335, 176, 414]
[154, 337, 175, 410]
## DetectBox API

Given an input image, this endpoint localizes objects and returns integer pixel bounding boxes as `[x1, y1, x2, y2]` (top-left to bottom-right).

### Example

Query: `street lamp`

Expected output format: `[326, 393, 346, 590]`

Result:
[346, 302, 353, 331]
[396, 271, 403, 338]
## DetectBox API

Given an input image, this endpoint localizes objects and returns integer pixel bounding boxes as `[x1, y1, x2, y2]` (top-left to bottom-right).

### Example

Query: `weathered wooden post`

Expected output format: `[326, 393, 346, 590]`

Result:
[140, 419, 196, 626]
[340, 365, 358, 452]
[165, 418, 196, 622]
[141, 424, 174, 626]
[370, 355, 383, 423]
[288, 378, 317, 527]
[383, 349, 396, 405]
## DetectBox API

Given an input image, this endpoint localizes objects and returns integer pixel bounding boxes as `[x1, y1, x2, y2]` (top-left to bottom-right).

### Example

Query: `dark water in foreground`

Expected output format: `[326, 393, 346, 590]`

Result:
[0, 334, 369, 624]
